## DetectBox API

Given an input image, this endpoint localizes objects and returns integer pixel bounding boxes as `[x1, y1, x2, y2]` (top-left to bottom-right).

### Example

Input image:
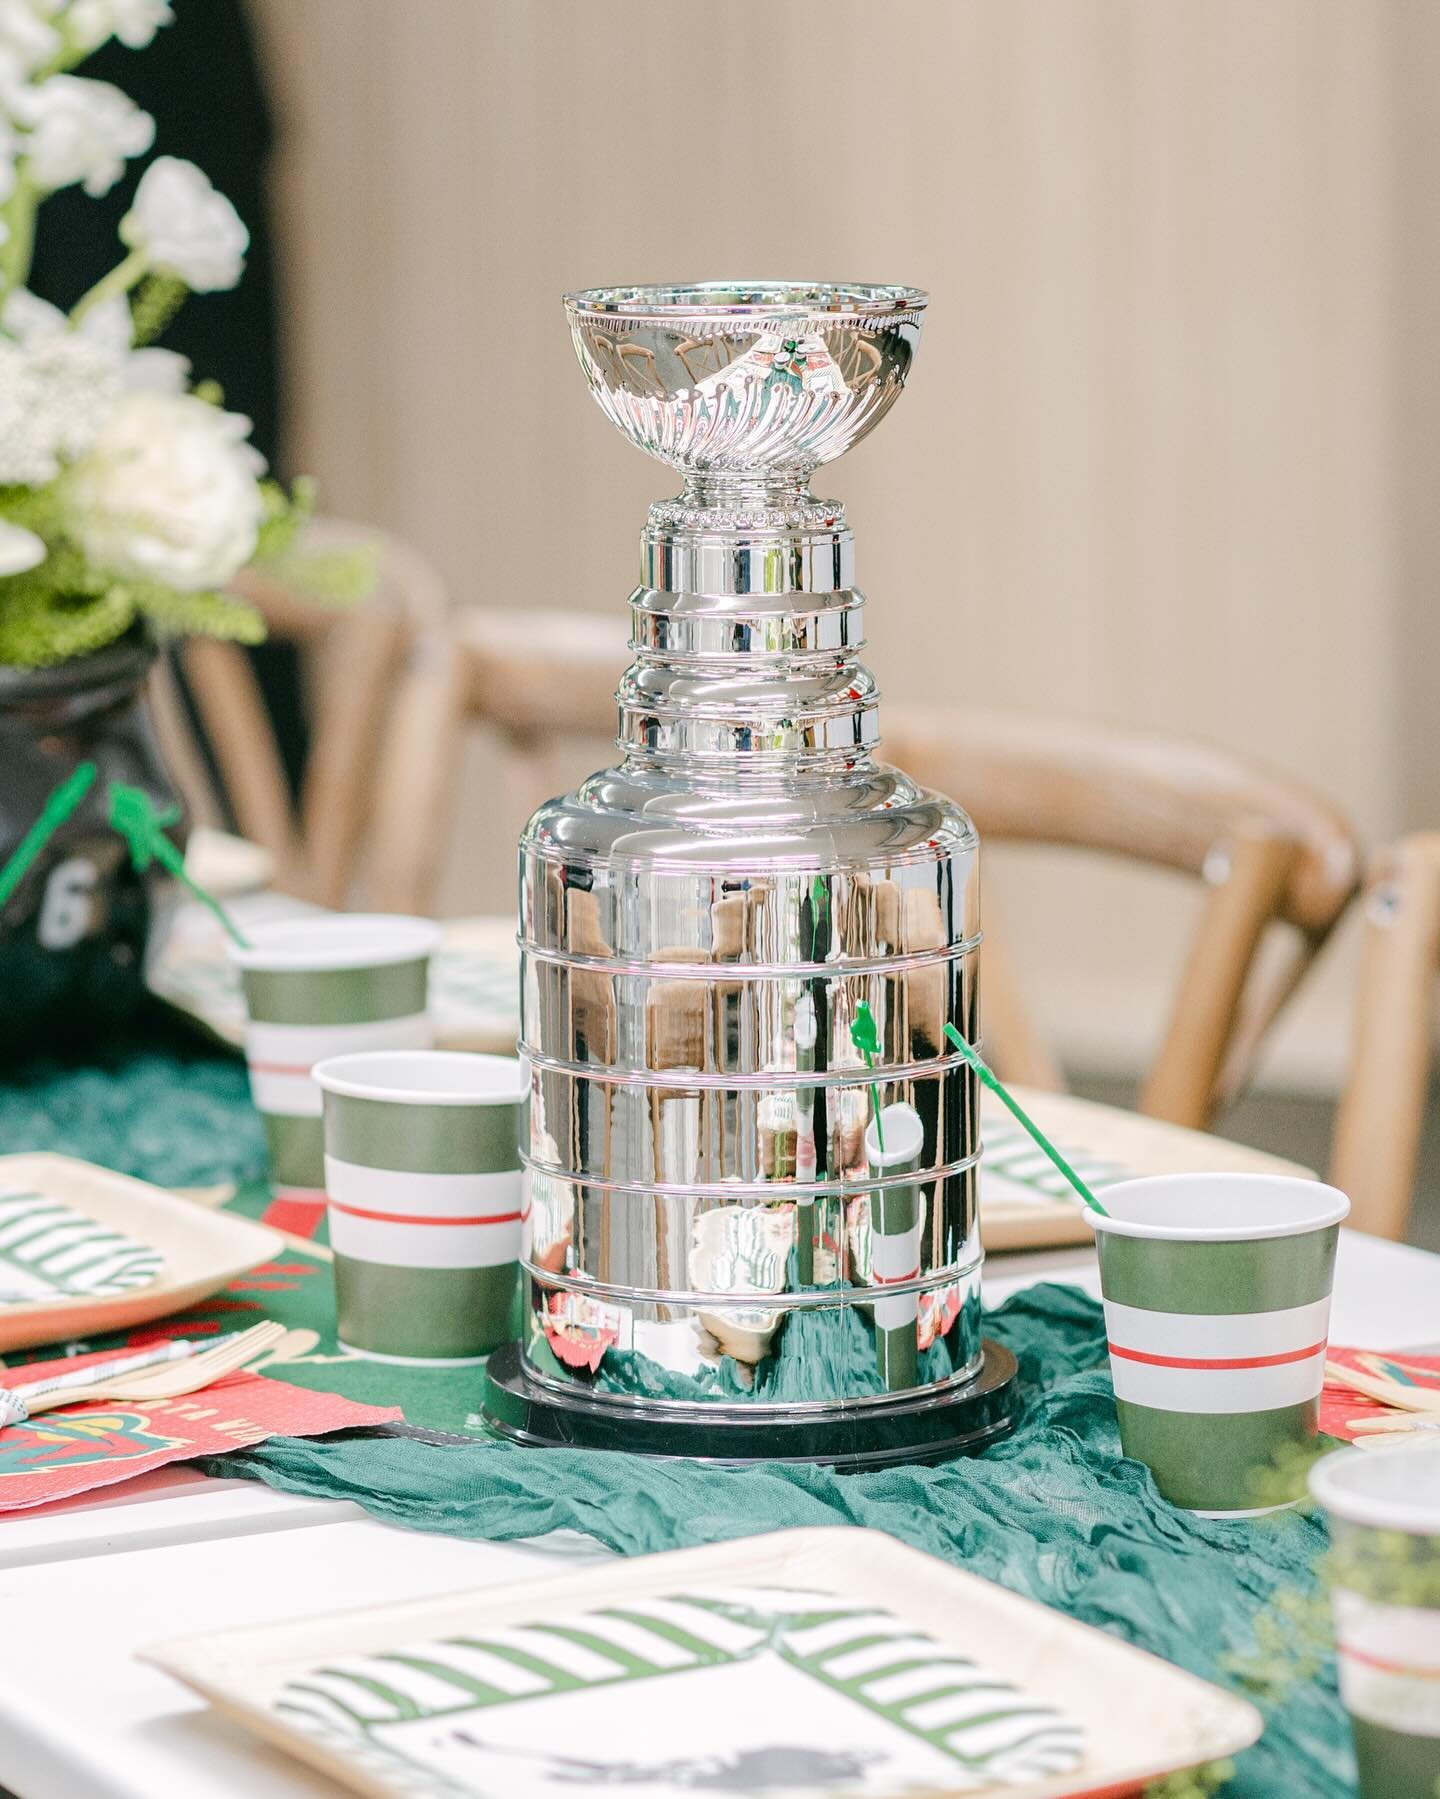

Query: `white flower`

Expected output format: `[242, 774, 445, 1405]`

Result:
[0, 101, 18, 205]
[2, 287, 190, 391]
[120, 156, 246, 291]
[64, 390, 266, 590]
[0, 331, 119, 483]
[0, 1, 61, 76]
[0, 518, 45, 575]
[12, 75, 154, 197]
[66, 0, 173, 52]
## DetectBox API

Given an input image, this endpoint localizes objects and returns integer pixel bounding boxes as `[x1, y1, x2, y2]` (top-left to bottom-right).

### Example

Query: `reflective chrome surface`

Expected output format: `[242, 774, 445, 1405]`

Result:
[518, 281, 984, 1427]
[565, 280, 925, 482]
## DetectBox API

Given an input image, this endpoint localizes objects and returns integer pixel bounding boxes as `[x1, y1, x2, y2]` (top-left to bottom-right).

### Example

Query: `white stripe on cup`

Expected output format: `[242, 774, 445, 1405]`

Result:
[247, 1068, 322, 1117]
[1110, 1349, 1327, 1413]
[1103, 1296, 1332, 1360]
[325, 1158, 521, 1219]
[1334, 1591, 1440, 1737]
[874, 1292, 919, 1330]
[244, 1013, 431, 1117]
[870, 1224, 922, 1284]
[324, 1157, 524, 1269]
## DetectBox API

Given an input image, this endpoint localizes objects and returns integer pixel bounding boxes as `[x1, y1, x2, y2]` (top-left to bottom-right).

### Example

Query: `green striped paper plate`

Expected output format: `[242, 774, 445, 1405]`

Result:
[143, 1528, 1264, 1799]
[272, 1584, 1084, 1797]
[0, 1187, 163, 1305]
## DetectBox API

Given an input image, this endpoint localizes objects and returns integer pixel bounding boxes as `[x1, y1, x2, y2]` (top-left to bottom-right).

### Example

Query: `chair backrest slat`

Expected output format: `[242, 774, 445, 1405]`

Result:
[1330, 833, 1440, 1239]
[887, 707, 1361, 1128]
[158, 518, 450, 908]
[385, 622, 1362, 1131]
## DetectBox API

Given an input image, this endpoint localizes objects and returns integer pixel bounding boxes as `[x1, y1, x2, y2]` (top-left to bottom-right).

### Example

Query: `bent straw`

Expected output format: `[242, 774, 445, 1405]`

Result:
[943, 1022, 1109, 1217]
[108, 781, 250, 948]
[0, 761, 98, 908]
[0, 766, 251, 949]
[850, 1001, 886, 1153]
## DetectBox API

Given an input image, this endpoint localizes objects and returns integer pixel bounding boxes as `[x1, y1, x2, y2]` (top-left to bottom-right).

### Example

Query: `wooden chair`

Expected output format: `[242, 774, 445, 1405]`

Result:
[376, 615, 1361, 1133]
[363, 606, 623, 915]
[1330, 834, 1440, 1240]
[149, 519, 453, 909]
[885, 708, 1362, 1131]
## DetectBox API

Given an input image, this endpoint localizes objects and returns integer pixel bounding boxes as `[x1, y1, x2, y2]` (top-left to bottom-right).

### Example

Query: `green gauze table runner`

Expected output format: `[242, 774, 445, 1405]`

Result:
[1, 1025, 1355, 1798]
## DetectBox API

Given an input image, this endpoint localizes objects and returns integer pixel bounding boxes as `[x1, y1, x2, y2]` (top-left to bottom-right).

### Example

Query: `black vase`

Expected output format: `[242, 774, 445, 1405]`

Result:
[0, 636, 187, 1051]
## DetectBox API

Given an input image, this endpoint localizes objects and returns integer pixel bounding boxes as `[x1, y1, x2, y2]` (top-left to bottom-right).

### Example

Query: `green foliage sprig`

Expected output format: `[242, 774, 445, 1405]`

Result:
[0, 531, 268, 667]
[1326, 1522, 1440, 1608]
[1145, 1759, 1237, 1799]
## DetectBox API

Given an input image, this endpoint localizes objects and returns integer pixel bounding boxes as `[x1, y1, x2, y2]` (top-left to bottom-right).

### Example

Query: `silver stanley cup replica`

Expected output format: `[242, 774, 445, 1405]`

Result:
[482, 282, 1017, 1466]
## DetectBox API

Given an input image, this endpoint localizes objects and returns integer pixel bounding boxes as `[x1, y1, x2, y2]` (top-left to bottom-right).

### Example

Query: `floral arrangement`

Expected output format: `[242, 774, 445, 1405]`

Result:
[0, 0, 344, 668]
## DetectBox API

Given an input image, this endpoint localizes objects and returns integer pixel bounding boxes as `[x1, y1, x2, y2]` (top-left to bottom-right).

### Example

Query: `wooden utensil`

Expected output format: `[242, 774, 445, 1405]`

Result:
[9, 1321, 287, 1421]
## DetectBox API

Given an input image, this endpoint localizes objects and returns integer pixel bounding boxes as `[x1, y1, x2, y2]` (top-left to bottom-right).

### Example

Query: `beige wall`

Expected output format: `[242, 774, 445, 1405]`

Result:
[252, 0, 1429, 1092]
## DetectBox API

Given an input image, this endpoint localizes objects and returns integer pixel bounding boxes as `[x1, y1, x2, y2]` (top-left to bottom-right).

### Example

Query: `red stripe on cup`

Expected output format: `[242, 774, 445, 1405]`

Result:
[247, 1059, 313, 1078]
[1107, 1340, 1326, 1371]
[872, 1265, 921, 1286]
[327, 1200, 527, 1227]
[1340, 1642, 1440, 1680]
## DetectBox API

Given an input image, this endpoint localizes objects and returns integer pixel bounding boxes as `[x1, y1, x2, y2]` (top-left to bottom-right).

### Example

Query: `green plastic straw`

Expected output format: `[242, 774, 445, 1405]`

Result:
[943, 1022, 1108, 1217]
[0, 761, 99, 908]
[108, 782, 250, 949]
[850, 1000, 886, 1153]
[0, 763, 251, 949]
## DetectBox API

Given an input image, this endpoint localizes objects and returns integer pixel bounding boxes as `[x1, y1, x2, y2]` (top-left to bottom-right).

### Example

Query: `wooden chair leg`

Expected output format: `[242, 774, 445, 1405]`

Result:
[180, 637, 306, 891]
[1211, 924, 1336, 1113]
[367, 629, 468, 916]
[146, 656, 224, 831]
[1140, 826, 1299, 1130]
[300, 608, 406, 908]
[1330, 835, 1440, 1241]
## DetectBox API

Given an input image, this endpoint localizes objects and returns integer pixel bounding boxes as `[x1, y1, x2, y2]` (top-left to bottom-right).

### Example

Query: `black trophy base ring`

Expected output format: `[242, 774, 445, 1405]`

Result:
[482, 1339, 1018, 1471]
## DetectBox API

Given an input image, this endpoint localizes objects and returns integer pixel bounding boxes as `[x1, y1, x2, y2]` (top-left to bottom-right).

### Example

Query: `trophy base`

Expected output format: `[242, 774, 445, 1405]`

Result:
[481, 1340, 1018, 1471]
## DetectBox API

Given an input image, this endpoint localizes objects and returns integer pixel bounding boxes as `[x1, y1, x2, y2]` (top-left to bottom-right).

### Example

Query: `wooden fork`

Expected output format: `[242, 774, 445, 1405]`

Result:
[19, 1320, 288, 1418]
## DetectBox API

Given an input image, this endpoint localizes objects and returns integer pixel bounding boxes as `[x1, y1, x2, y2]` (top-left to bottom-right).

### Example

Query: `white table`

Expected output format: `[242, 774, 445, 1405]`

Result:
[1, 1227, 1436, 1799]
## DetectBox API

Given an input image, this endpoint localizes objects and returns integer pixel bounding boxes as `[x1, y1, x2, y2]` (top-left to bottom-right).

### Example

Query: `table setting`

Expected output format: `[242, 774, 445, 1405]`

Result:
[0, 14, 1437, 1787]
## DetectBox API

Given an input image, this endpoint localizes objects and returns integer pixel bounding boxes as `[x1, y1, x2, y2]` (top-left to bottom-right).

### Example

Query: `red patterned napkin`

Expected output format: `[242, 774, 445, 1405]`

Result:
[1321, 1346, 1440, 1441]
[0, 1353, 400, 1511]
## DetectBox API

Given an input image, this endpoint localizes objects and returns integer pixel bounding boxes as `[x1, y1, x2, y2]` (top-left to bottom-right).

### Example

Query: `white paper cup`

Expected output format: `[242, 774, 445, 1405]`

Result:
[314, 1050, 528, 1363]
[229, 916, 441, 1217]
[1310, 1443, 1440, 1798]
[865, 1103, 926, 1392]
[1089, 1173, 1349, 1514]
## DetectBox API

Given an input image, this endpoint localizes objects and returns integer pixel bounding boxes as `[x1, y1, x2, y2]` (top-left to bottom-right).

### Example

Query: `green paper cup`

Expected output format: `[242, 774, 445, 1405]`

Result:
[230, 915, 441, 1214]
[865, 1102, 925, 1393]
[1311, 1444, 1440, 1799]
[1089, 1173, 1349, 1516]
[314, 1049, 528, 1364]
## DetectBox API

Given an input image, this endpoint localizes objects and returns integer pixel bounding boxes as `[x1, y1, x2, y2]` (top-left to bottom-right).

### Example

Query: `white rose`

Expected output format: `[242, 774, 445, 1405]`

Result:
[64, 390, 266, 590]
[0, 102, 18, 205]
[3, 287, 190, 391]
[0, 1, 61, 75]
[120, 156, 247, 292]
[66, 0, 173, 52]
[0, 518, 45, 575]
[12, 75, 155, 197]
[0, 331, 119, 484]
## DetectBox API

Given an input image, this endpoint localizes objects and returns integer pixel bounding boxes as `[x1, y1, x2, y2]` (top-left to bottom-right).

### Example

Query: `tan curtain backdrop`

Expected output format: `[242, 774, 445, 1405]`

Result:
[252, 0, 1432, 1091]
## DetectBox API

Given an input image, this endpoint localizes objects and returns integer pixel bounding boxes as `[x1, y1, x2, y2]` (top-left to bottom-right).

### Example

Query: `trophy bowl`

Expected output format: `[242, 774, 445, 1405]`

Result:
[565, 281, 927, 481]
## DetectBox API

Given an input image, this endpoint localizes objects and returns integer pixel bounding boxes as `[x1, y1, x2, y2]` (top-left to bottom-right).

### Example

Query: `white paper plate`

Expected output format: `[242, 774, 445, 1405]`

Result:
[0, 1155, 282, 1354]
[142, 1526, 1262, 1799]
